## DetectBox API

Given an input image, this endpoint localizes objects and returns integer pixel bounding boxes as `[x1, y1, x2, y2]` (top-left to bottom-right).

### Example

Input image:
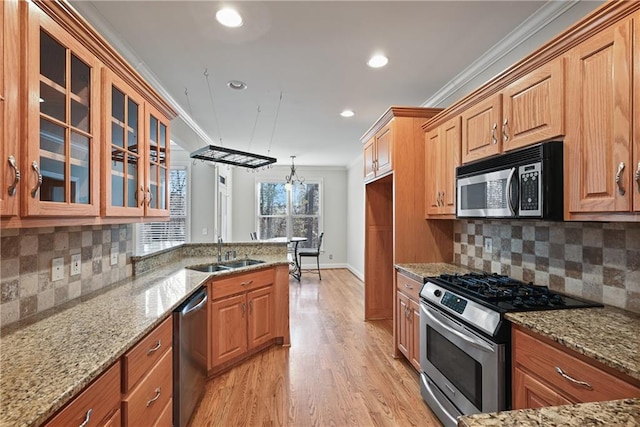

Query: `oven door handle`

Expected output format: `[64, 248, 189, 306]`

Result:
[506, 167, 517, 216]
[423, 306, 495, 353]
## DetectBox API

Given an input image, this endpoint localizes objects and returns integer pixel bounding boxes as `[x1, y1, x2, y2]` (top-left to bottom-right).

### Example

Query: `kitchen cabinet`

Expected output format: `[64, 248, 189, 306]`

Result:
[395, 272, 421, 371]
[45, 361, 121, 427]
[512, 326, 640, 409]
[460, 59, 564, 164]
[143, 103, 170, 217]
[565, 17, 633, 218]
[208, 268, 278, 373]
[425, 116, 460, 217]
[0, 0, 19, 217]
[363, 121, 393, 182]
[23, 2, 101, 217]
[635, 13, 640, 213]
[122, 316, 173, 427]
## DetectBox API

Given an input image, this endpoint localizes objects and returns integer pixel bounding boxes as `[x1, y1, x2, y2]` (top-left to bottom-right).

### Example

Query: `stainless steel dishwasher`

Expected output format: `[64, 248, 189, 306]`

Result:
[173, 286, 208, 427]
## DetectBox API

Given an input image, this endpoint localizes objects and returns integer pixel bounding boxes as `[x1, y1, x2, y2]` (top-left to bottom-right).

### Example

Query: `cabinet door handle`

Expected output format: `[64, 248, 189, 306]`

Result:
[147, 339, 161, 355]
[635, 162, 640, 192]
[7, 155, 20, 196]
[502, 118, 509, 142]
[0, 95, 4, 101]
[491, 123, 498, 145]
[138, 186, 145, 206]
[146, 387, 162, 406]
[30, 161, 42, 198]
[555, 367, 593, 390]
[615, 162, 626, 195]
[404, 283, 413, 290]
[146, 187, 152, 206]
[240, 280, 254, 286]
[241, 303, 246, 316]
[249, 300, 253, 313]
[78, 408, 92, 427]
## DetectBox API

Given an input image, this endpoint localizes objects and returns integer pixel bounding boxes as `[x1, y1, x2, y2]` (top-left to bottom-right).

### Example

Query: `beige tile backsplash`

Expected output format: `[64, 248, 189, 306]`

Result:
[1, 225, 132, 327]
[454, 220, 640, 314]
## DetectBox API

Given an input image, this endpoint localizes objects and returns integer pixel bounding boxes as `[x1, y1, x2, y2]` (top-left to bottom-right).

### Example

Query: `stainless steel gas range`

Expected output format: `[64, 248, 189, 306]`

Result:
[418, 272, 602, 427]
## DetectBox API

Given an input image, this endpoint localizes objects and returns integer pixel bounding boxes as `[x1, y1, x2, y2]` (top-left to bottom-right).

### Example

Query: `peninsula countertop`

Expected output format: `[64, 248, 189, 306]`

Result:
[0, 253, 288, 427]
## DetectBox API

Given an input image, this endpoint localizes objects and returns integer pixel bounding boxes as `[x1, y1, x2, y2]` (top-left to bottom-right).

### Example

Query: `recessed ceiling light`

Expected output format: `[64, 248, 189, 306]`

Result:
[227, 80, 247, 90]
[367, 54, 389, 68]
[340, 110, 355, 118]
[216, 7, 243, 28]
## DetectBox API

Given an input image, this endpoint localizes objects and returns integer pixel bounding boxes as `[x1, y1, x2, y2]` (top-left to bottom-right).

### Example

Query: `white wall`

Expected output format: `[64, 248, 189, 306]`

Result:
[232, 165, 348, 267]
[346, 154, 365, 281]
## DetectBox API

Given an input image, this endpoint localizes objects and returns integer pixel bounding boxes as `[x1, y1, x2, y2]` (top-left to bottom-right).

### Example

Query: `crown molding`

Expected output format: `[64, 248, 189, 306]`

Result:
[421, 0, 579, 108]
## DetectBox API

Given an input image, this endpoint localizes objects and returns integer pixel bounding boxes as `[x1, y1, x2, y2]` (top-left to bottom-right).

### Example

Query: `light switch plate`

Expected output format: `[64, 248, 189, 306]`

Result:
[484, 237, 493, 254]
[70, 254, 81, 276]
[51, 257, 64, 282]
[110, 246, 119, 266]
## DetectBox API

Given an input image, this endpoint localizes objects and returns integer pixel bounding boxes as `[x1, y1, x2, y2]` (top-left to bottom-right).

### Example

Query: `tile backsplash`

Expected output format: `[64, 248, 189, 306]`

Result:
[454, 220, 640, 313]
[1, 225, 133, 326]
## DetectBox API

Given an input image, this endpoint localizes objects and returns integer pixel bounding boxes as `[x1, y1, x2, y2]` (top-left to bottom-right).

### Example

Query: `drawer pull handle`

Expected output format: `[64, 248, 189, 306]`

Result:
[147, 340, 161, 355]
[555, 367, 593, 390]
[7, 155, 20, 196]
[635, 162, 640, 192]
[615, 162, 626, 195]
[79, 408, 92, 427]
[31, 161, 42, 198]
[240, 280, 254, 286]
[404, 284, 413, 290]
[146, 387, 161, 406]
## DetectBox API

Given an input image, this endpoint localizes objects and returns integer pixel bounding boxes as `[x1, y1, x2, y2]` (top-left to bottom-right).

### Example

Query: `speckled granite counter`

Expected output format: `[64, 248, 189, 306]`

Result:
[0, 251, 288, 427]
[458, 397, 640, 426]
[395, 262, 475, 283]
[506, 307, 640, 382]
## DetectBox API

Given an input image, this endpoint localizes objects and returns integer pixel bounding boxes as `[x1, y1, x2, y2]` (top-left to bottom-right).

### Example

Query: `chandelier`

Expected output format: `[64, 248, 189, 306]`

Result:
[285, 156, 304, 190]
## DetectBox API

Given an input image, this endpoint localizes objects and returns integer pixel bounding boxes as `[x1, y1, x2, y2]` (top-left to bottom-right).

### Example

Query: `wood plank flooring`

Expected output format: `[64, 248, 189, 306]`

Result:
[190, 269, 443, 426]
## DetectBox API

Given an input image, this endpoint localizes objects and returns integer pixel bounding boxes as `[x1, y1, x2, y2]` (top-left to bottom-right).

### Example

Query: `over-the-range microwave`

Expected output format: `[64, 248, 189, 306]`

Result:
[456, 141, 563, 220]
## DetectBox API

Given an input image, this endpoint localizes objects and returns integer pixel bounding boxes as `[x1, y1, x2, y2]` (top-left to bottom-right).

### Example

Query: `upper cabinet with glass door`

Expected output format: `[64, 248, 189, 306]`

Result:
[23, 5, 101, 217]
[144, 103, 170, 217]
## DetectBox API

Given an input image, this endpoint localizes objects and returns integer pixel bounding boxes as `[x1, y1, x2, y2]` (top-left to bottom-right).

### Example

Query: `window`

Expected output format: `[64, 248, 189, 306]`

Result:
[257, 180, 321, 248]
[135, 166, 188, 254]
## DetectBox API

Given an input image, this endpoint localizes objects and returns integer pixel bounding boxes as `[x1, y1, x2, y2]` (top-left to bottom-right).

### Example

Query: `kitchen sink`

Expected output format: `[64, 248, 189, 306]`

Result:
[187, 259, 265, 273]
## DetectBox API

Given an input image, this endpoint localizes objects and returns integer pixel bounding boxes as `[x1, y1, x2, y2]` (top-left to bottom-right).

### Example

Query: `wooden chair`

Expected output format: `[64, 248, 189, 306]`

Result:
[298, 232, 324, 280]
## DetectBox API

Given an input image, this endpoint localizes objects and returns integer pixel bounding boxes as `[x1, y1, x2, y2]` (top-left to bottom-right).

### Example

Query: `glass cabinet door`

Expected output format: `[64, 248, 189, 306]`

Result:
[102, 69, 145, 216]
[24, 7, 100, 216]
[144, 103, 170, 217]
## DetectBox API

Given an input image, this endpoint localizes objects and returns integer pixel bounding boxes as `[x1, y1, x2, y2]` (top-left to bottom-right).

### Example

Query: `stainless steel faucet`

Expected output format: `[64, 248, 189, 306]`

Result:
[217, 236, 223, 262]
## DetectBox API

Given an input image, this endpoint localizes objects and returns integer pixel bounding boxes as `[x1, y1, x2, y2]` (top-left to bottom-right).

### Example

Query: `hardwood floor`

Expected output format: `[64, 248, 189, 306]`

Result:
[190, 269, 443, 426]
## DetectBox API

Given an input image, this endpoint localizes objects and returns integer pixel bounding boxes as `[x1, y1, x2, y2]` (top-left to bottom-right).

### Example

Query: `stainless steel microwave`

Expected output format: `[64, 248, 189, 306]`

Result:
[456, 142, 563, 220]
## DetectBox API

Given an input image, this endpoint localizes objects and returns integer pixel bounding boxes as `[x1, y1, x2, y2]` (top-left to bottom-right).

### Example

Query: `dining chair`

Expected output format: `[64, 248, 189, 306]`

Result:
[298, 232, 324, 280]
[250, 232, 257, 240]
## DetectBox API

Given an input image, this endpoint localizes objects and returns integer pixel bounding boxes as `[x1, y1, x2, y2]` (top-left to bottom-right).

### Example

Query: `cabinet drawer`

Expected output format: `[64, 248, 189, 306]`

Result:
[396, 272, 421, 302]
[513, 328, 640, 403]
[123, 349, 172, 427]
[210, 268, 275, 300]
[122, 316, 172, 392]
[153, 398, 173, 427]
[46, 361, 121, 427]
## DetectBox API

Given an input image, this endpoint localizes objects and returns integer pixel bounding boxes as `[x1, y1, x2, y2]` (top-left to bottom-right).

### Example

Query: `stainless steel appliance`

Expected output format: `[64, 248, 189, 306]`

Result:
[419, 273, 602, 427]
[173, 286, 208, 427]
[456, 141, 563, 219]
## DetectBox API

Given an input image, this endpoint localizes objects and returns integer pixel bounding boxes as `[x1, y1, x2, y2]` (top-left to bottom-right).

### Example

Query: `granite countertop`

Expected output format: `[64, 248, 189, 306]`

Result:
[395, 262, 475, 283]
[458, 397, 640, 426]
[0, 254, 288, 427]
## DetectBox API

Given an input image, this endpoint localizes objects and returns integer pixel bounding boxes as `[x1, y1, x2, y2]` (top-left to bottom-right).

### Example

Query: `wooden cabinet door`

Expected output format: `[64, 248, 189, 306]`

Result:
[566, 19, 632, 214]
[375, 122, 393, 177]
[461, 95, 502, 163]
[425, 128, 441, 216]
[441, 116, 461, 214]
[0, 0, 19, 217]
[248, 286, 274, 350]
[396, 291, 410, 359]
[143, 103, 170, 217]
[24, 4, 101, 217]
[634, 14, 640, 212]
[502, 58, 564, 152]
[210, 294, 247, 368]
[513, 367, 572, 410]
[363, 137, 376, 181]
[102, 69, 145, 217]
[409, 299, 421, 372]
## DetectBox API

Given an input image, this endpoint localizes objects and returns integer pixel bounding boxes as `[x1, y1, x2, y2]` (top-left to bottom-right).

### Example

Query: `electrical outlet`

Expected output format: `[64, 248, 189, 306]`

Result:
[202, 228, 208, 235]
[70, 254, 81, 276]
[51, 257, 64, 282]
[110, 246, 119, 266]
[484, 237, 493, 254]
[329, 254, 333, 260]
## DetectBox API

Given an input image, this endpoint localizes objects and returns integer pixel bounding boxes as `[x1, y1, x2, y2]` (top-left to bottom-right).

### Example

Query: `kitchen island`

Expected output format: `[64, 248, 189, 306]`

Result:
[0, 243, 288, 427]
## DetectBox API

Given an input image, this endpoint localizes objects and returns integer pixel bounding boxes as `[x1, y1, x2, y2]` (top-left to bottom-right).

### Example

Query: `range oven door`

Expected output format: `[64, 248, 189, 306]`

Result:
[419, 302, 505, 423]
[456, 168, 517, 218]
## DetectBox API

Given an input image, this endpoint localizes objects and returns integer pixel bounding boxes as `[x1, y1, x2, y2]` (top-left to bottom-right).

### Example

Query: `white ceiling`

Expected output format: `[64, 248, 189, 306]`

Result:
[70, 1, 594, 168]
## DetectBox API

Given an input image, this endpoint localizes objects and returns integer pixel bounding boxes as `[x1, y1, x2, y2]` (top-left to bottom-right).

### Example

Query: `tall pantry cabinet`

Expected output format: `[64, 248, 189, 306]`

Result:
[361, 107, 453, 324]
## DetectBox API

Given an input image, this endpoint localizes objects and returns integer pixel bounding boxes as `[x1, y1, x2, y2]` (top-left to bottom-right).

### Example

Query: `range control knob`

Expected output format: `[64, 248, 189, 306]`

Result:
[434, 289, 442, 298]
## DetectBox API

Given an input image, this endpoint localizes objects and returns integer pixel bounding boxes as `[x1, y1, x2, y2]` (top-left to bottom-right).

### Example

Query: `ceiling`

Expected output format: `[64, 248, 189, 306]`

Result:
[70, 1, 593, 167]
